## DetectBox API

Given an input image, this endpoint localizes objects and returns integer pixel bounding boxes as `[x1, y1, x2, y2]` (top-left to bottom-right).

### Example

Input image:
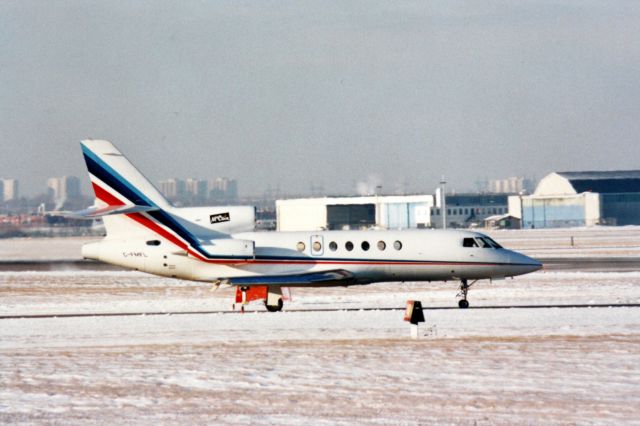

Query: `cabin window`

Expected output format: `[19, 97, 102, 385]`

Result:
[345, 241, 354, 251]
[296, 242, 306, 252]
[313, 241, 322, 252]
[463, 238, 479, 248]
[377, 241, 386, 251]
[329, 241, 338, 251]
[361, 241, 370, 251]
[393, 240, 402, 250]
[146, 240, 161, 246]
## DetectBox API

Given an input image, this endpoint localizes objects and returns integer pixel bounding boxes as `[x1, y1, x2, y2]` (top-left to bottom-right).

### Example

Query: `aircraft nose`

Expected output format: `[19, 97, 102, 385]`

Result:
[523, 256, 543, 273]
[507, 251, 543, 275]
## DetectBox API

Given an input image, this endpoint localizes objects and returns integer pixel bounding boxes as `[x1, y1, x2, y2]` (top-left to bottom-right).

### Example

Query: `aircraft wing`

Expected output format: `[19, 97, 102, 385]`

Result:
[227, 269, 355, 286]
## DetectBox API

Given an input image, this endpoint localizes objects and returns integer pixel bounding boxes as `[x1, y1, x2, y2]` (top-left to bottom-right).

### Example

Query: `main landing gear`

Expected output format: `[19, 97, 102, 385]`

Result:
[457, 279, 476, 309]
[235, 285, 284, 312]
[265, 298, 284, 312]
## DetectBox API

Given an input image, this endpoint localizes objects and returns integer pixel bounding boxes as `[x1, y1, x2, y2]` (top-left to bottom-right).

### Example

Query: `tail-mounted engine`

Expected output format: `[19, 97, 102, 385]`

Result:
[170, 206, 256, 235]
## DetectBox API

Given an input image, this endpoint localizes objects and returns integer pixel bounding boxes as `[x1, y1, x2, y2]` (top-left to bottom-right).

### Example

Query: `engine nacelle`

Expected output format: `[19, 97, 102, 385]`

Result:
[169, 206, 255, 236]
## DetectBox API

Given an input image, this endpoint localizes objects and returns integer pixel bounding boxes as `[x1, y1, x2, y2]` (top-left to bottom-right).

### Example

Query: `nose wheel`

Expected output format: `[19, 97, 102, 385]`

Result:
[457, 279, 475, 309]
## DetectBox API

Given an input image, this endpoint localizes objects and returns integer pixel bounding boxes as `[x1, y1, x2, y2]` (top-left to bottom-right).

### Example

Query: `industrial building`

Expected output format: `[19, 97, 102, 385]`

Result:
[509, 170, 640, 228]
[276, 195, 434, 231]
[430, 194, 509, 229]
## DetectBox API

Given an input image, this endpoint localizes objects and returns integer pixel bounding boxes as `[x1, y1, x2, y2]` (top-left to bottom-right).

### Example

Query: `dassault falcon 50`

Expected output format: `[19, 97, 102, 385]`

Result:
[77, 140, 542, 311]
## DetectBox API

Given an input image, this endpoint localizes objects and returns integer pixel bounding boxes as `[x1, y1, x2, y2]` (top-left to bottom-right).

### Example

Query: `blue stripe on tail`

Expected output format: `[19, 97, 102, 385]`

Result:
[82, 144, 208, 255]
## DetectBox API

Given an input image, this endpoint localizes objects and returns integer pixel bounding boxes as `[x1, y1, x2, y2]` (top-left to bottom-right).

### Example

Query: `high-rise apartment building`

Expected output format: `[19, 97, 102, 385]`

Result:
[47, 176, 81, 200]
[488, 177, 534, 194]
[158, 179, 186, 199]
[1, 179, 19, 201]
[207, 177, 238, 200]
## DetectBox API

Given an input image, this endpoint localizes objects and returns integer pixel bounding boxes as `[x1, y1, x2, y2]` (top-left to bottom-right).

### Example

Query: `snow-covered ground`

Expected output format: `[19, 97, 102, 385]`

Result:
[0, 237, 93, 261]
[2, 268, 640, 424]
[485, 226, 640, 258]
[1, 270, 640, 316]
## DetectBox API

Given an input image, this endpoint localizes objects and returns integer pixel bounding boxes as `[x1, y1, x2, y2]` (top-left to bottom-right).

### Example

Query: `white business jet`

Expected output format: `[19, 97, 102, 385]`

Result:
[78, 140, 541, 311]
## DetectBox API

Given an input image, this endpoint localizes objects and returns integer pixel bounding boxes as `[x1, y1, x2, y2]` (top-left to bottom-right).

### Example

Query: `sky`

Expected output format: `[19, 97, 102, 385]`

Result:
[1, 0, 639, 197]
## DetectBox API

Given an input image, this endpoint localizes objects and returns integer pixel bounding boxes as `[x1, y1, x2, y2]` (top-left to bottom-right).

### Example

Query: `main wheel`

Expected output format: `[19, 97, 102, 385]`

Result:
[458, 299, 469, 309]
[265, 298, 284, 312]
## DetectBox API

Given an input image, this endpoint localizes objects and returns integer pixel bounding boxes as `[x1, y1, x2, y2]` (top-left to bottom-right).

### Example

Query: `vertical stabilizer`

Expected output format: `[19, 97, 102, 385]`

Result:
[81, 139, 172, 238]
[81, 139, 171, 210]
[79, 140, 237, 259]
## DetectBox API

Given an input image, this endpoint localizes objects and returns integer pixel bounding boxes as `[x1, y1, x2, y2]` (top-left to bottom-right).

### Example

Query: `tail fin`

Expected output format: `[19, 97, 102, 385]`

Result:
[81, 139, 175, 239]
[81, 139, 171, 211]
[80, 139, 254, 261]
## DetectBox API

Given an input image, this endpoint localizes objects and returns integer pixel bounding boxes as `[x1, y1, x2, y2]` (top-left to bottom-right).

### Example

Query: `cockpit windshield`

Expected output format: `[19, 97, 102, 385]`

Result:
[480, 237, 503, 249]
[462, 236, 503, 249]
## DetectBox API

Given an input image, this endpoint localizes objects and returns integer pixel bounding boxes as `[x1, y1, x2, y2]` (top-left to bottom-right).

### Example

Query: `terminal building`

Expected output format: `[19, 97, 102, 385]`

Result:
[276, 195, 434, 231]
[509, 170, 640, 228]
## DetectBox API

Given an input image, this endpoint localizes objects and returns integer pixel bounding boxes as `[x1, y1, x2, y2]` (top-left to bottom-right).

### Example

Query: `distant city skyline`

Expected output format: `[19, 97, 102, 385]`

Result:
[0, 172, 547, 204]
[2, 2, 639, 197]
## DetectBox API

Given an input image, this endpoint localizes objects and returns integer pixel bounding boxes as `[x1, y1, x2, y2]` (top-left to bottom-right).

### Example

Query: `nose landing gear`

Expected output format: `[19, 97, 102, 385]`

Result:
[457, 279, 476, 309]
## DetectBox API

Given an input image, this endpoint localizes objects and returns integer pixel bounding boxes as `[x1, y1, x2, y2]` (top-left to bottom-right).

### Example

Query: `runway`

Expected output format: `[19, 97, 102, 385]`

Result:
[1, 302, 639, 320]
[540, 256, 640, 271]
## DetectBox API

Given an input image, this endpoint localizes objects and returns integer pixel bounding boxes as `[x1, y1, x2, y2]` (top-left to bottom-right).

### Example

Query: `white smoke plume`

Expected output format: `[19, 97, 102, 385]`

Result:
[355, 175, 382, 196]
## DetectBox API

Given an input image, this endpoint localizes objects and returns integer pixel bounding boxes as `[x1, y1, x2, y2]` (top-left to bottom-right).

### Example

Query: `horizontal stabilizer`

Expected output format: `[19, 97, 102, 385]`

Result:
[67, 204, 159, 219]
[228, 269, 354, 286]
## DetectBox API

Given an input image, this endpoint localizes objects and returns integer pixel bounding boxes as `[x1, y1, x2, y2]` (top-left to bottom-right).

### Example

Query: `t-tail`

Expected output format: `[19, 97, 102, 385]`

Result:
[78, 139, 256, 264]
[81, 139, 172, 212]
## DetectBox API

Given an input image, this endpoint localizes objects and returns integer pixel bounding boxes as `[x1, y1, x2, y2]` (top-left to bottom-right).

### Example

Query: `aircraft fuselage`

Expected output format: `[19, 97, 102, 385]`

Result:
[83, 228, 541, 284]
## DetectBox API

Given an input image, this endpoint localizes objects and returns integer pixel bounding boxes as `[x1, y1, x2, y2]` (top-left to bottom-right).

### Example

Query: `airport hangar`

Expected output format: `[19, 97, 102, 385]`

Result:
[508, 170, 640, 229]
[275, 194, 509, 231]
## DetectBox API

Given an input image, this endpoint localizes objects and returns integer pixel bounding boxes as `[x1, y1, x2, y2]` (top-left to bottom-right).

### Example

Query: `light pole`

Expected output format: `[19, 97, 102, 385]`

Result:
[440, 176, 447, 230]
[518, 190, 525, 229]
[375, 185, 382, 228]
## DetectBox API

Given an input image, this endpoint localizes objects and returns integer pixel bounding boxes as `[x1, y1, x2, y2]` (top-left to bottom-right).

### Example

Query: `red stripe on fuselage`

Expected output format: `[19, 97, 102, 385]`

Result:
[126, 212, 202, 259]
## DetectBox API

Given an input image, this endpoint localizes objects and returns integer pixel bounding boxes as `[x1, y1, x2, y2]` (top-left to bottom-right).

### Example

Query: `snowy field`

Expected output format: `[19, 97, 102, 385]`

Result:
[2, 269, 640, 424]
[1, 229, 640, 424]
